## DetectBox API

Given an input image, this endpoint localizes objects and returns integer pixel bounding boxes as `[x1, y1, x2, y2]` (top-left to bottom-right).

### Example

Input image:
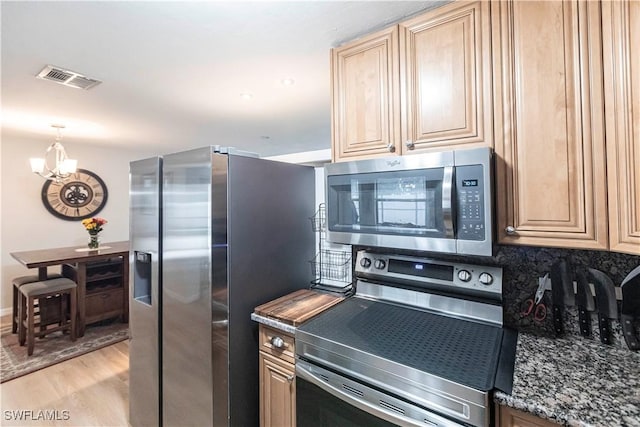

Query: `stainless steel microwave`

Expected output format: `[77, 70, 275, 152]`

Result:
[325, 147, 493, 256]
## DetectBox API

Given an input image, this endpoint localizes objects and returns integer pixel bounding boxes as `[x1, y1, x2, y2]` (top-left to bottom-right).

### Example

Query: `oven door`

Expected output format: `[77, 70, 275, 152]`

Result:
[296, 359, 466, 427]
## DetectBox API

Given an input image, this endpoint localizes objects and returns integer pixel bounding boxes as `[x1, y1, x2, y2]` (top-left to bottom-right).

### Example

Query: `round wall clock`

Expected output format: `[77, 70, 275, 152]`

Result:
[41, 169, 108, 221]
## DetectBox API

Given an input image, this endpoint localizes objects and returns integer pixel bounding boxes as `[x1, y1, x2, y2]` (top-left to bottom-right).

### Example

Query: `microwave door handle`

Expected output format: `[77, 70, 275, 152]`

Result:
[442, 166, 454, 238]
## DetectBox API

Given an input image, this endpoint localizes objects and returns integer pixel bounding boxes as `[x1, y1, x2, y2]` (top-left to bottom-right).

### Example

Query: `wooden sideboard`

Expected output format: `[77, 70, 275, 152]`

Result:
[10, 241, 129, 336]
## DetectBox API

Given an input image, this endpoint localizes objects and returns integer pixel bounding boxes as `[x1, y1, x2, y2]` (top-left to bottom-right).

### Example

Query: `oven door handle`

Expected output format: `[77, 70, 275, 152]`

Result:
[296, 361, 462, 427]
[442, 166, 454, 238]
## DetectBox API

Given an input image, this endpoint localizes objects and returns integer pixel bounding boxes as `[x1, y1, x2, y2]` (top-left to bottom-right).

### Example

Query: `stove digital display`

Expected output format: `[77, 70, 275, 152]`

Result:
[388, 259, 453, 281]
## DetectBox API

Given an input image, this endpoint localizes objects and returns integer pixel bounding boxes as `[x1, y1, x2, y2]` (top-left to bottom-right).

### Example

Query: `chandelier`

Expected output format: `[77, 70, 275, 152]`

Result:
[30, 124, 78, 182]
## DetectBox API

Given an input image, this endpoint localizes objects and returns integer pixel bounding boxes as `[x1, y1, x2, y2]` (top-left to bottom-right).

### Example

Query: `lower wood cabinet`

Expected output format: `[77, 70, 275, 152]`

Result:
[259, 325, 295, 427]
[496, 405, 559, 427]
[260, 351, 295, 427]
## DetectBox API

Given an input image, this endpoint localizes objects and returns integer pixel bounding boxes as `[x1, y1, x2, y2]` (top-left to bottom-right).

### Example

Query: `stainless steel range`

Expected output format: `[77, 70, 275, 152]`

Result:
[295, 250, 517, 427]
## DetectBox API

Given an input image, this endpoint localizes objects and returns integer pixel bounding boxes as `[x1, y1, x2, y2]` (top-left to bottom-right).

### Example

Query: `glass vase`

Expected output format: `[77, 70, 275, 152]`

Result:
[88, 233, 100, 249]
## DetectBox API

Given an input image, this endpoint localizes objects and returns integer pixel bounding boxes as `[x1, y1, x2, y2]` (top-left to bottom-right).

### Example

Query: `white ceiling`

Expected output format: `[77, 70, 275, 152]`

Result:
[1, 0, 445, 157]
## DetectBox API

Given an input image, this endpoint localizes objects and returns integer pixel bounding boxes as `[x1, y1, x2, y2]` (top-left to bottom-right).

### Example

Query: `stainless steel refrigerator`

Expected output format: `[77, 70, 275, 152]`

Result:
[129, 146, 315, 427]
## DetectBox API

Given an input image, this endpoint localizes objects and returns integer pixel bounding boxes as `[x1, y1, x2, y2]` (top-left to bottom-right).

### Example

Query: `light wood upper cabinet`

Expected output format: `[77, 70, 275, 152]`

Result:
[602, 0, 640, 255]
[331, 26, 400, 162]
[400, 0, 492, 153]
[331, 1, 492, 162]
[492, 0, 609, 250]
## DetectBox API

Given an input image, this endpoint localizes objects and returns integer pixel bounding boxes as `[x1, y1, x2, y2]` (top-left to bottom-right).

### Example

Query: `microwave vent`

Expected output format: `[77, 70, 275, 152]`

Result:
[36, 65, 102, 90]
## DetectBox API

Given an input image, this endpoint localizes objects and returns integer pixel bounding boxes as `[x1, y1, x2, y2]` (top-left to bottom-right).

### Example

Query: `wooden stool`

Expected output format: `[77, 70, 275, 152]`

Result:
[19, 278, 77, 356]
[11, 274, 62, 334]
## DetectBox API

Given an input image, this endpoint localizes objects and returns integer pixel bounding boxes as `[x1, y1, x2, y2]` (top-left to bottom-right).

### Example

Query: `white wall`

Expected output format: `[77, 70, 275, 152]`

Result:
[265, 148, 329, 208]
[1, 145, 331, 313]
[0, 135, 159, 313]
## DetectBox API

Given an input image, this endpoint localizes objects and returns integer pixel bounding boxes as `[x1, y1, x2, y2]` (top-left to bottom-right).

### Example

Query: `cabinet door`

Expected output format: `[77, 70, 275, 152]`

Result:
[259, 351, 295, 427]
[603, 0, 640, 255]
[85, 289, 124, 323]
[497, 405, 559, 427]
[400, 1, 492, 154]
[331, 26, 400, 162]
[492, 0, 608, 249]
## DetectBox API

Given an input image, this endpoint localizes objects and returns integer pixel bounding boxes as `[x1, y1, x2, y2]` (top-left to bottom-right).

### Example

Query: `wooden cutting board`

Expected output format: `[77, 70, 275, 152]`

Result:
[254, 289, 345, 326]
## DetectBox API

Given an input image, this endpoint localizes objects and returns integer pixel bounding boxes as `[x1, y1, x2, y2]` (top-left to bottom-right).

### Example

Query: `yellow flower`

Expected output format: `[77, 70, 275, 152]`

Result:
[81, 217, 108, 233]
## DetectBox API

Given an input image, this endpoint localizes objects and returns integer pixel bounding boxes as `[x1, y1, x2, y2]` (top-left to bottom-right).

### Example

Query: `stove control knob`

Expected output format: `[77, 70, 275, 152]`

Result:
[374, 259, 386, 270]
[479, 272, 494, 285]
[360, 257, 372, 268]
[457, 269, 472, 282]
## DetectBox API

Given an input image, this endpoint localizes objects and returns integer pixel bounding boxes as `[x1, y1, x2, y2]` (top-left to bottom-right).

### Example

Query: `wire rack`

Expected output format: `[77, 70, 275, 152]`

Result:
[308, 203, 353, 294]
[310, 250, 351, 282]
[310, 203, 326, 233]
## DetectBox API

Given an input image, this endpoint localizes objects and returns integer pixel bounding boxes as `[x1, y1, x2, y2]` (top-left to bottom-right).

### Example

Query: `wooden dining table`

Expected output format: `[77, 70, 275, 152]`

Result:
[10, 240, 129, 336]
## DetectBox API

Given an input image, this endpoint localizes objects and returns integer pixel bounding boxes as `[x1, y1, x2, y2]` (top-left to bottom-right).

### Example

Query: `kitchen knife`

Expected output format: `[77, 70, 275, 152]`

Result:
[550, 259, 575, 336]
[575, 270, 595, 337]
[588, 268, 618, 345]
[621, 265, 640, 351]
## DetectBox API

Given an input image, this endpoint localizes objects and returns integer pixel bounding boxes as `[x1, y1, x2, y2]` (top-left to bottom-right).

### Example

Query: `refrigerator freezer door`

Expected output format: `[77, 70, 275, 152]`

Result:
[162, 147, 221, 427]
[160, 147, 315, 427]
[129, 156, 162, 427]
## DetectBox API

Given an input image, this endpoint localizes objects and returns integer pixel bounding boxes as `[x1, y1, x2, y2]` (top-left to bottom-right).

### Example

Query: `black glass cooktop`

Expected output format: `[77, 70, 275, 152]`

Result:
[297, 297, 504, 391]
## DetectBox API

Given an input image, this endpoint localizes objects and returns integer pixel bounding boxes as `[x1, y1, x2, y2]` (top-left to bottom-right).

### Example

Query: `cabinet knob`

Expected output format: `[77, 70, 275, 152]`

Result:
[505, 226, 516, 235]
[405, 140, 415, 150]
[387, 143, 396, 153]
[270, 336, 285, 349]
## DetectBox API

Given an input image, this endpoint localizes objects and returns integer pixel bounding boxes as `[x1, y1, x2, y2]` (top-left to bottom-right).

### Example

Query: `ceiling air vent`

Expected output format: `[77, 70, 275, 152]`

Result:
[36, 65, 102, 90]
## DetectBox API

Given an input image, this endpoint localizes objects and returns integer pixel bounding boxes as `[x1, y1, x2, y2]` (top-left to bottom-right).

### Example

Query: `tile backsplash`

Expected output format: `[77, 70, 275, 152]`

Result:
[493, 245, 639, 345]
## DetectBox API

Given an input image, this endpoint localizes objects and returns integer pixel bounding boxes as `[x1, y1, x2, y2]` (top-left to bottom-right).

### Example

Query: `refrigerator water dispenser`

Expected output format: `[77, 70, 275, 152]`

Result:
[134, 251, 152, 305]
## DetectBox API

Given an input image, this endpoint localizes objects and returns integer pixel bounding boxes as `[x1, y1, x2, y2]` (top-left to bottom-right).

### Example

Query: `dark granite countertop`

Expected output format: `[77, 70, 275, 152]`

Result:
[494, 332, 640, 426]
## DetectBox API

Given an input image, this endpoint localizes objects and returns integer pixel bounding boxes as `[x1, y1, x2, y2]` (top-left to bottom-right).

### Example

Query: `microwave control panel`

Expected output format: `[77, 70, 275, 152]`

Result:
[455, 165, 485, 241]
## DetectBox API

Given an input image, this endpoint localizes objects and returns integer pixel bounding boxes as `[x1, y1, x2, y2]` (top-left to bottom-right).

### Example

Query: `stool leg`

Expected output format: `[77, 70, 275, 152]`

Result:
[39, 297, 47, 334]
[59, 294, 65, 329]
[12, 285, 18, 334]
[18, 292, 26, 346]
[70, 290, 77, 342]
[27, 296, 35, 356]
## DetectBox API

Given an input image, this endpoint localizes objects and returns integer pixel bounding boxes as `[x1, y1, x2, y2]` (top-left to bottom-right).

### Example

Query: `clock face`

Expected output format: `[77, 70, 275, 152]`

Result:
[41, 169, 108, 221]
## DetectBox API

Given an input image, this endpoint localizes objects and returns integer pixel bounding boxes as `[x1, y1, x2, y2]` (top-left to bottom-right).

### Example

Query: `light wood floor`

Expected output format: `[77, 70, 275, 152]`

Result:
[0, 336, 130, 426]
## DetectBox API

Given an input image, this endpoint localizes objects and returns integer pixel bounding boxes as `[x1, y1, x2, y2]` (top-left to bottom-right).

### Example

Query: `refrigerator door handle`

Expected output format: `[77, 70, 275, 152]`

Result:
[211, 319, 229, 327]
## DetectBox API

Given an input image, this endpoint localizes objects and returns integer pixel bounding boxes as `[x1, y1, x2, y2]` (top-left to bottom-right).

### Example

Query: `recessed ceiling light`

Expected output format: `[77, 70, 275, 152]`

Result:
[240, 92, 254, 100]
[281, 78, 295, 86]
